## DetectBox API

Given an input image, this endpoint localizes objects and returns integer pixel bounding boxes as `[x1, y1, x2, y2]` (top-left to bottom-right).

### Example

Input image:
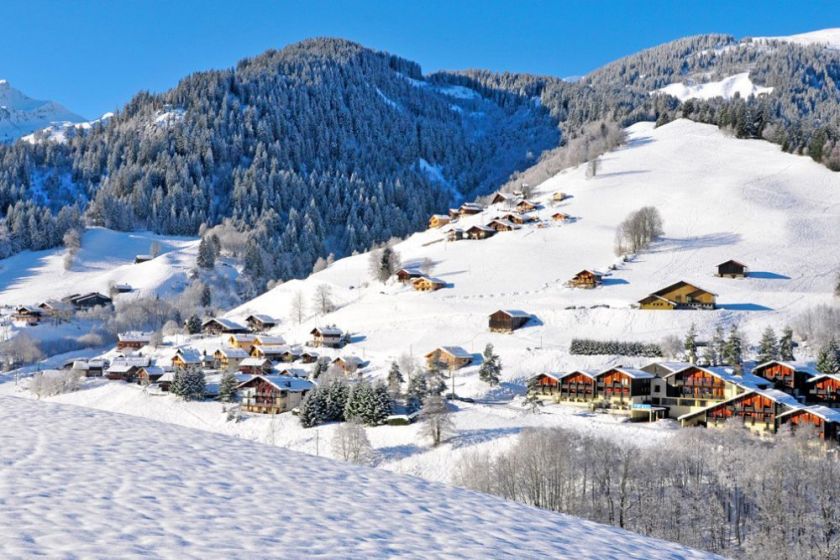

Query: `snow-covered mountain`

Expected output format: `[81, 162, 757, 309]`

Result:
[0, 80, 85, 142]
[754, 27, 840, 50]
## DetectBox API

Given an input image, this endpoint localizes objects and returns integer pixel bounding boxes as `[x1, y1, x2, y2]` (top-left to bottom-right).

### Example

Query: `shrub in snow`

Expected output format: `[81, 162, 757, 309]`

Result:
[478, 344, 502, 386]
[29, 369, 82, 398]
[569, 339, 662, 358]
[331, 421, 377, 466]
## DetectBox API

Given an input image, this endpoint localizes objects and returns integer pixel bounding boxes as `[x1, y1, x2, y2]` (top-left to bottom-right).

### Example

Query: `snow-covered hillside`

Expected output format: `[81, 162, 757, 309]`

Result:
[230, 119, 840, 378]
[654, 72, 773, 101]
[0, 227, 202, 305]
[0, 80, 85, 142]
[755, 28, 840, 50]
[21, 112, 113, 144]
[0, 396, 717, 559]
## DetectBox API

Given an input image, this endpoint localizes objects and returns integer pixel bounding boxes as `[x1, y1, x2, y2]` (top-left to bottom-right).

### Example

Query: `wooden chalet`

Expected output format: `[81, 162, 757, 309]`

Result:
[459, 202, 484, 216]
[213, 347, 249, 369]
[638, 281, 716, 310]
[751, 360, 819, 396]
[117, 331, 152, 350]
[777, 405, 840, 442]
[245, 314, 277, 332]
[239, 357, 271, 375]
[202, 317, 248, 335]
[12, 305, 43, 325]
[106, 357, 150, 382]
[428, 214, 451, 229]
[445, 227, 464, 242]
[249, 344, 287, 362]
[157, 370, 174, 392]
[593, 367, 654, 406]
[396, 268, 423, 284]
[515, 199, 538, 214]
[71, 359, 107, 378]
[310, 326, 344, 348]
[806, 374, 840, 407]
[465, 225, 495, 240]
[171, 348, 203, 369]
[447, 208, 461, 220]
[254, 335, 286, 346]
[568, 269, 603, 289]
[489, 309, 531, 333]
[486, 218, 519, 232]
[137, 366, 168, 385]
[652, 365, 766, 419]
[227, 333, 258, 351]
[412, 276, 446, 292]
[490, 192, 515, 205]
[331, 356, 364, 374]
[716, 259, 748, 278]
[531, 371, 599, 404]
[425, 346, 472, 370]
[500, 212, 526, 225]
[237, 375, 314, 414]
[679, 389, 802, 433]
[551, 212, 570, 223]
[300, 351, 319, 364]
[62, 292, 112, 310]
[552, 191, 568, 202]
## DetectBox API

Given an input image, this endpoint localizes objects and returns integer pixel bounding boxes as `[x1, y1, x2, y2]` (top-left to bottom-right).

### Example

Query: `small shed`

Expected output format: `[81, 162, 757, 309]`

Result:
[411, 276, 446, 292]
[428, 214, 451, 229]
[117, 331, 152, 350]
[310, 326, 344, 348]
[245, 314, 277, 332]
[466, 225, 495, 240]
[486, 219, 519, 232]
[716, 260, 748, 278]
[515, 199, 538, 213]
[552, 191, 568, 202]
[425, 346, 472, 370]
[489, 309, 532, 333]
[202, 318, 248, 335]
[459, 202, 484, 216]
[551, 212, 570, 223]
[239, 357, 271, 375]
[396, 268, 423, 284]
[568, 269, 603, 289]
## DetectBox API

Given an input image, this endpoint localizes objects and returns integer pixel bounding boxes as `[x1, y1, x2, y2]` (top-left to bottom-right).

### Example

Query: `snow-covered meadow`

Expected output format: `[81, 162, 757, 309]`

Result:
[0, 396, 718, 559]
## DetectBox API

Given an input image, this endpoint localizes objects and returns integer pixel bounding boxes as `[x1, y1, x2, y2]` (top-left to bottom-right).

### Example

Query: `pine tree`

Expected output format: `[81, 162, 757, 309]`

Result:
[723, 326, 744, 374]
[344, 380, 390, 426]
[186, 315, 202, 335]
[709, 325, 726, 366]
[324, 380, 349, 422]
[310, 357, 330, 380]
[425, 362, 446, 397]
[757, 327, 779, 364]
[172, 366, 206, 401]
[218, 370, 238, 403]
[197, 237, 216, 269]
[387, 362, 404, 396]
[406, 370, 428, 411]
[299, 387, 327, 428]
[816, 338, 840, 374]
[200, 284, 212, 308]
[779, 327, 795, 361]
[478, 344, 502, 386]
[524, 376, 544, 414]
[684, 323, 698, 364]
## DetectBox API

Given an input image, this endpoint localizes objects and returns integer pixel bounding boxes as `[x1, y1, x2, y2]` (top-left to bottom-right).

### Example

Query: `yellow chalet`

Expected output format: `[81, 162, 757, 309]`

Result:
[428, 214, 451, 229]
[638, 281, 716, 310]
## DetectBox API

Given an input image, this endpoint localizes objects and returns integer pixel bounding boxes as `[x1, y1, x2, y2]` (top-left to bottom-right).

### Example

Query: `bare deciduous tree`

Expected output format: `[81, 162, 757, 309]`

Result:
[312, 284, 335, 315]
[420, 395, 454, 446]
[290, 291, 306, 324]
[331, 421, 376, 465]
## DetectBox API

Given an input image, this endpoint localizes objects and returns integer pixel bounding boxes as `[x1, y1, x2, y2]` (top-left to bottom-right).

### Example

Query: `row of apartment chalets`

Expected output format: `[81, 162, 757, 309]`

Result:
[531, 360, 840, 441]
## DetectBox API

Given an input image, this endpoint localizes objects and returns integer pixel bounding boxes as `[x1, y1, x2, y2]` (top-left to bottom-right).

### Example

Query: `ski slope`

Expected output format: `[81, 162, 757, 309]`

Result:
[654, 72, 773, 101]
[0, 227, 201, 306]
[0, 396, 718, 559]
[755, 28, 840, 50]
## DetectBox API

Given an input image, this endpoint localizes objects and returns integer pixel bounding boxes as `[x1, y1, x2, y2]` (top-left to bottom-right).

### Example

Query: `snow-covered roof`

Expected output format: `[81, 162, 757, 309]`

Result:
[414, 276, 446, 285]
[679, 388, 804, 422]
[807, 373, 840, 384]
[645, 360, 692, 373]
[204, 317, 246, 330]
[487, 219, 519, 229]
[14, 305, 42, 314]
[237, 374, 314, 393]
[557, 370, 598, 380]
[496, 309, 531, 318]
[240, 357, 270, 367]
[312, 326, 343, 336]
[777, 405, 840, 424]
[215, 347, 249, 359]
[246, 314, 276, 324]
[432, 346, 471, 359]
[255, 335, 286, 345]
[333, 356, 364, 367]
[173, 348, 202, 364]
[255, 344, 293, 354]
[666, 365, 769, 390]
[430, 214, 451, 220]
[752, 360, 821, 377]
[466, 225, 495, 232]
[107, 363, 139, 374]
[228, 333, 257, 343]
[596, 367, 654, 380]
[118, 331, 152, 343]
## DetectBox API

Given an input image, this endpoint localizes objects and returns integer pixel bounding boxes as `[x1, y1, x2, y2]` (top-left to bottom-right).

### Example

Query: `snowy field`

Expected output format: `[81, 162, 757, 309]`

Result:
[0, 396, 718, 559]
[0, 228, 201, 306]
[654, 72, 773, 101]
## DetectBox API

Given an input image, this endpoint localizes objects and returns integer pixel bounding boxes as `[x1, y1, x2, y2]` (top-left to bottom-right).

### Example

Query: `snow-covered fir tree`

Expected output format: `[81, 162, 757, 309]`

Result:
[779, 327, 795, 361]
[816, 338, 840, 374]
[196, 236, 216, 269]
[478, 344, 502, 386]
[756, 327, 779, 364]
[299, 387, 328, 428]
[186, 315, 202, 335]
[387, 362, 404, 397]
[723, 326, 744, 374]
[218, 370, 238, 403]
[684, 323, 698, 364]
[171, 366, 206, 401]
[524, 377, 544, 414]
[406, 370, 428, 411]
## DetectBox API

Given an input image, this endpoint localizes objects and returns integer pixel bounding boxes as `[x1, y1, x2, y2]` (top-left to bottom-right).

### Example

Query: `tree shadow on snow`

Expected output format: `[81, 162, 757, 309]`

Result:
[593, 169, 650, 179]
[650, 232, 742, 253]
[377, 443, 425, 462]
[451, 427, 522, 449]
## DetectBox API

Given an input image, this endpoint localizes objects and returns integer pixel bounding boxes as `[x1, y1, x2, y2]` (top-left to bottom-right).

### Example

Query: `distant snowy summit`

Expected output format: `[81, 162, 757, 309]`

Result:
[0, 80, 86, 142]
[753, 28, 840, 50]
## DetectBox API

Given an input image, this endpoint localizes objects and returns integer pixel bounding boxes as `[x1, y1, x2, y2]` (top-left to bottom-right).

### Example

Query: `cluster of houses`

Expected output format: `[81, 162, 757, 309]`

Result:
[531, 359, 840, 441]
[11, 292, 113, 326]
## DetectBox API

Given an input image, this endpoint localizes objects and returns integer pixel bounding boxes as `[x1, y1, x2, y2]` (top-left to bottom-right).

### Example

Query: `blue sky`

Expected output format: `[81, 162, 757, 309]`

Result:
[2, 0, 838, 118]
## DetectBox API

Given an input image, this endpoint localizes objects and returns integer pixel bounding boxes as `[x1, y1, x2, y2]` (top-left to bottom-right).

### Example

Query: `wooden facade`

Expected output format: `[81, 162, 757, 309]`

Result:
[486, 219, 518, 232]
[214, 347, 249, 369]
[777, 407, 840, 442]
[310, 327, 344, 348]
[807, 375, 840, 406]
[202, 318, 248, 335]
[239, 358, 271, 375]
[568, 269, 603, 289]
[459, 203, 483, 216]
[116, 332, 151, 350]
[683, 391, 789, 432]
[595, 368, 653, 403]
[639, 281, 716, 310]
[12, 306, 42, 325]
[558, 371, 597, 401]
[551, 212, 569, 222]
[752, 361, 815, 395]
[245, 314, 276, 332]
[466, 225, 495, 240]
[412, 276, 446, 292]
[428, 214, 451, 229]
[515, 199, 537, 213]
[425, 347, 472, 370]
[488, 309, 531, 333]
[717, 259, 748, 278]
